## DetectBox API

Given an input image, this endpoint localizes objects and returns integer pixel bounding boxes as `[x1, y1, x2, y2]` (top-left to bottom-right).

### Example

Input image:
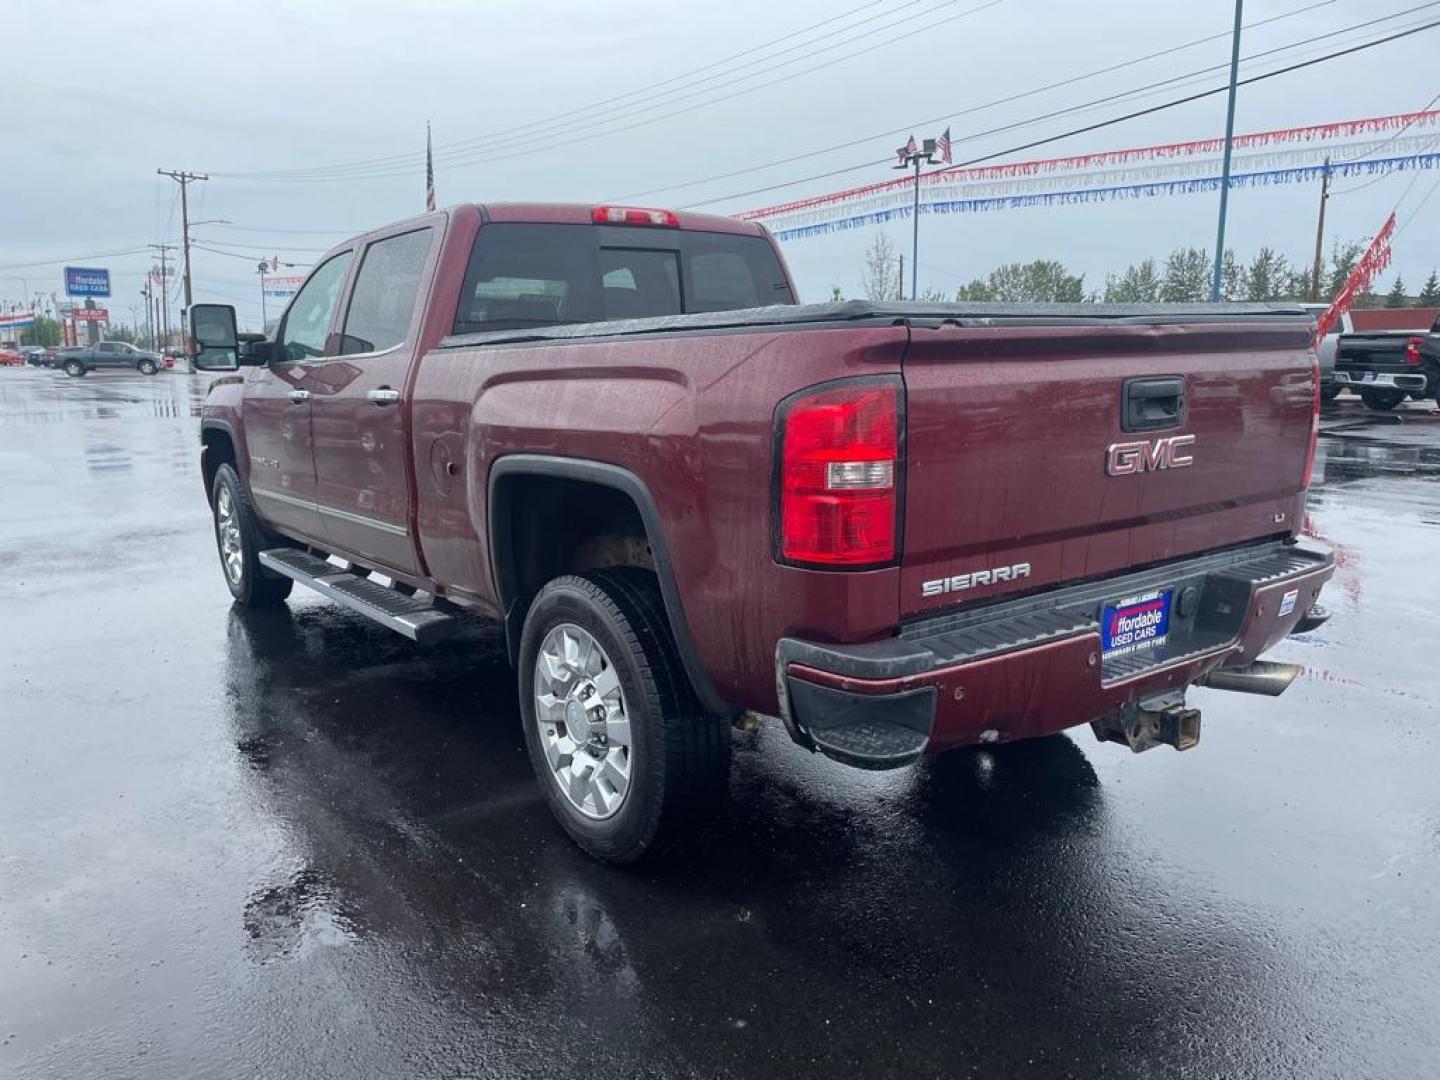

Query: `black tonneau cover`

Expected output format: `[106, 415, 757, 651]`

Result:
[439, 300, 1314, 350]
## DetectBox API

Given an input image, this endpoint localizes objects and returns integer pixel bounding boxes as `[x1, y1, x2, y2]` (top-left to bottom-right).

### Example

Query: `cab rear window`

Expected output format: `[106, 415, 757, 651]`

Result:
[453, 223, 793, 334]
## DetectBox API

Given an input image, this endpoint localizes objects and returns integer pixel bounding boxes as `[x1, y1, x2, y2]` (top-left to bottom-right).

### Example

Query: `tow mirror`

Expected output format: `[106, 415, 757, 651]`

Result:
[188, 304, 239, 372]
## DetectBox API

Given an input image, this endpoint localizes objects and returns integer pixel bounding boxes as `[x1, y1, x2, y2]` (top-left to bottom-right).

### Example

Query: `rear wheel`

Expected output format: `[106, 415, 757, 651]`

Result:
[1359, 387, 1406, 411]
[1320, 384, 1341, 403]
[63, 360, 84, 377]
[211, 463, 293, 607]
[518, 568, 729, 864]
[138, 359, 157, 375]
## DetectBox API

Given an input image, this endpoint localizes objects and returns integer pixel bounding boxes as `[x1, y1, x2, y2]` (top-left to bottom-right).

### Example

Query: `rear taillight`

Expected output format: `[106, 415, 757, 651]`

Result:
[778, 379, 901, 567]
[1405, 336, 1423, 365]
[592, 205, 679, 227]
[1302, 352, 1320, 489]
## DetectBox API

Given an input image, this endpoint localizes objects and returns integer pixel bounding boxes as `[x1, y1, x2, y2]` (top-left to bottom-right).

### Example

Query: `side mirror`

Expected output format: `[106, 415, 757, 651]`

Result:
[188, 303, 239, 372]
[241, 339, 279, 366]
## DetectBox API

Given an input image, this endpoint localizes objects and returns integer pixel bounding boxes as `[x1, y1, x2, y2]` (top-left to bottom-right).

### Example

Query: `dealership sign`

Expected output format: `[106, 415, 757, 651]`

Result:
[72, 307, 110, 322]
[262, 274, 305, 300]
[64, 266, 111, 298]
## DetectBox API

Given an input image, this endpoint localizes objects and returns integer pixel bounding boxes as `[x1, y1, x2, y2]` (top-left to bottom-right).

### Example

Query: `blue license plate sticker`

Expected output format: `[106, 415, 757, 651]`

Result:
[1101, 590, 1172, 657]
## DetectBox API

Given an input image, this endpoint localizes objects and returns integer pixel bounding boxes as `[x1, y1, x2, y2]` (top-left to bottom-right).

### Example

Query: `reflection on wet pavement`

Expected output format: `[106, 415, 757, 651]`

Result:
[1, 371, 1437, 1079]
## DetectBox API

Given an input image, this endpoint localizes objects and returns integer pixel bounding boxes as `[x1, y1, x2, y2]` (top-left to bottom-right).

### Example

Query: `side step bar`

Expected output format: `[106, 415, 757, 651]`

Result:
[258, 548, 457, 645]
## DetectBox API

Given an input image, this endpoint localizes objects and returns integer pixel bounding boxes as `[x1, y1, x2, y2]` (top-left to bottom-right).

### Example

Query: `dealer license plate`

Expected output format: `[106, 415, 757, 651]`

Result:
[1101, 589, 1172, 658]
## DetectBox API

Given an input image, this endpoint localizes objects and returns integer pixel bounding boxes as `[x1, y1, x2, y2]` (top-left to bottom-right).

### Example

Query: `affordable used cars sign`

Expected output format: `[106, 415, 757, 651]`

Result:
[64, 266, 111, 298]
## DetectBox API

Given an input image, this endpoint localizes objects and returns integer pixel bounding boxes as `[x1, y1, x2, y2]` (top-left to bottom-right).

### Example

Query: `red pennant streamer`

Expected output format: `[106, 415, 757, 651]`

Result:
[1314, 212, 1396, 344]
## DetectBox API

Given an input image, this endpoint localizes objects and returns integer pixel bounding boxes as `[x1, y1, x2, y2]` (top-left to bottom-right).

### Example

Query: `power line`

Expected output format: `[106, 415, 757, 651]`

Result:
[218, 0, 1009, 183]
[696, 13, 1440, 211]
[612, 0, 1337, 202]
[218, 0, 924, 180]
[206, 222, 356, 235]
[192, 244, 313, 265]
[0, 247, 153, 273]
[191, 236, 332, 253]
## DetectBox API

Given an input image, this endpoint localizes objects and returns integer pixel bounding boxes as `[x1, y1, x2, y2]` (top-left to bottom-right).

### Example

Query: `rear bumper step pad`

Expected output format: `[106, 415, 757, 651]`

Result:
[776, 540, 1334, 768]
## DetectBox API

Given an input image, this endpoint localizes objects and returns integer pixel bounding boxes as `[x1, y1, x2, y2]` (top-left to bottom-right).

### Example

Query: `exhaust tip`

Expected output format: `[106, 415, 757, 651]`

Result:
[1199, 660, 1302, 697]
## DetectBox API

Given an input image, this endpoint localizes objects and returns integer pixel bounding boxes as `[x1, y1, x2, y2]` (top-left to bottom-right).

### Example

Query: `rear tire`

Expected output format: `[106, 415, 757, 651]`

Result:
[1320, 385, 1341, 403]
[63, 360, 84, 377]
[138, 359, 157, 375]
[1359, 387, 1405, 411]
[518, 568, 729, 864]
[211, 463, 293, 607]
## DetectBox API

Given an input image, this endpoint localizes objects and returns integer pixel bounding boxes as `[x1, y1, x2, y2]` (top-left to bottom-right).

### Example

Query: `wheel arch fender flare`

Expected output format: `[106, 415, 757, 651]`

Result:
[487, 454, 732, 717]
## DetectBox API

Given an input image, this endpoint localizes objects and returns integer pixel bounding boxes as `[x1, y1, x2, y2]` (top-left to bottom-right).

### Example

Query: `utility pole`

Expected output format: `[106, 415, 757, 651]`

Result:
[148, 243, 175, 346]
[897, 254, 904, 302]
[157, 168, 209, 316]
[1310, 158, 1332, 302]
[140, 284, 153, 348]
[1209, 0, 1244, 302]
[257, 260, 269, 329]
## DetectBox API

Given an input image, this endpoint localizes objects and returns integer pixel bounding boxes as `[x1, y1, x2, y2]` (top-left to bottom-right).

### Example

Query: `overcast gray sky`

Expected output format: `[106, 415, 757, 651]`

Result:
[2, 0, 1436, 327]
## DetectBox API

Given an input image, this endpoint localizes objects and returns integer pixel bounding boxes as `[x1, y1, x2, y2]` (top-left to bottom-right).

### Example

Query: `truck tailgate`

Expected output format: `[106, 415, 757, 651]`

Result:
[899, 316, 1316, 618]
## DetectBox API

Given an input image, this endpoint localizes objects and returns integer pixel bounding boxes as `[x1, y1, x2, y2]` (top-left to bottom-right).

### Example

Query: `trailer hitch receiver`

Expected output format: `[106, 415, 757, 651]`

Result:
[1091, 691, 1201, 753]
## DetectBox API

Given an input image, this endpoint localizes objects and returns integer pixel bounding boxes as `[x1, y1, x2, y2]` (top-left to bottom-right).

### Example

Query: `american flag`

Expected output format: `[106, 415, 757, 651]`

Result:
[898, 133, 917, 163]
[425, 121, 436, 212]
[937, 126, 952, 164]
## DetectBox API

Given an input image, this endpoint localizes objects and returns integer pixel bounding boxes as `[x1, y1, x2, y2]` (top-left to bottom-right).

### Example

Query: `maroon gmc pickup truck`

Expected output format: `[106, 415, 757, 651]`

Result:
[188, 202, 1334, 863]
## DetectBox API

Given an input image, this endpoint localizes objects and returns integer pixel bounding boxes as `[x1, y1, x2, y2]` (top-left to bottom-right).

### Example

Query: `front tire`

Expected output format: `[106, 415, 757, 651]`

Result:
[63, 360, 84, 377]
[211, 463, 293, 607]
[518, 568, 729, 864]
[138, 359, 157, 375]
[1359, 387, 1405, 411]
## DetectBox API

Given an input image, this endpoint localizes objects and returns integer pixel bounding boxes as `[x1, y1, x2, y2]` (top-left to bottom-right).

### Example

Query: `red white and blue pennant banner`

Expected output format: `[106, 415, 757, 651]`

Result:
[743, 109, 1440, 231]
[1315, 213, 1396, 342]
[760, 136, 1440, 233]
[764, 153, 1440, 241]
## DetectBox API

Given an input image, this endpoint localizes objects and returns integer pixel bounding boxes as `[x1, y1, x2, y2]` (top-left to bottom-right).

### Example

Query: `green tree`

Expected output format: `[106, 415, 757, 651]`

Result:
[1103, 258, 1160, 303]
[980, 259, 1085, 302]
[1418, 270, 1440, 305]
[19, 315, 62, 347]
[1220, 249, 1242, 301]
[1324, 240, 1365, 300]
[1159, 247, 1210, 302]
[829, 285, 845, 302]
[1243, 248, 1291, 302]
[1384, 276, 1407, 308]
[860, 232, 902, 300]
[954, 278, 994, 301]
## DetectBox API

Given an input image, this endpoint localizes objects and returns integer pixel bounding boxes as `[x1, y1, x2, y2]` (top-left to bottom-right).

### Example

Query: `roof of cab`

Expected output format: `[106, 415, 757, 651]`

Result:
[478, 202, 764, 236]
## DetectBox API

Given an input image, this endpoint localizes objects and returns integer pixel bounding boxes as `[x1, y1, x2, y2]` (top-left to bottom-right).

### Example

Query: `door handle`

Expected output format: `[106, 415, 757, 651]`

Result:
[288, 389, 311, 404]
[1121, 377, 1185, 432]
[368, 388, 401, 406]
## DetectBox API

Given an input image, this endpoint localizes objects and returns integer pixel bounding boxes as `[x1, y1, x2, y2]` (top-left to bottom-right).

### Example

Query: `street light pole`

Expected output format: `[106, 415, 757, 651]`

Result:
[895, 136, 942, 302]
[1209, 0, 1244, 302]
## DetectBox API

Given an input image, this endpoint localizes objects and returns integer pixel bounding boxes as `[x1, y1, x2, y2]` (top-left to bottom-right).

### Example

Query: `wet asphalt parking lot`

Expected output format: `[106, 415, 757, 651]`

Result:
[1, 365, 1437, 1080]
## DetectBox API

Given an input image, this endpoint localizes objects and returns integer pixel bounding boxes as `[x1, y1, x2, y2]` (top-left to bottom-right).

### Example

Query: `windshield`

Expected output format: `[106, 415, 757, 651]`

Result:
[453, 222, 794, 334]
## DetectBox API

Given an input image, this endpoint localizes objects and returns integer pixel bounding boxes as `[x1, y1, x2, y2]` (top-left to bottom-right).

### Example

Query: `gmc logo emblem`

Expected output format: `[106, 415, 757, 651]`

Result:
[1106, 434, 1195, 476]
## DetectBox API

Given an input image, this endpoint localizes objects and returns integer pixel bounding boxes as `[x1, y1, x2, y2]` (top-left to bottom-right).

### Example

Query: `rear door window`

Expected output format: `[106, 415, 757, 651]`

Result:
[340, 228, 433, 355]
[453, 223, 792, 334]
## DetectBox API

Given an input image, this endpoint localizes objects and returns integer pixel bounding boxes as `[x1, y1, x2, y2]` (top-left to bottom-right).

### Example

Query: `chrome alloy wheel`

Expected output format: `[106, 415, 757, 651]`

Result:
[533, 623, 632, 819]
[215, 484, 244, 586]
